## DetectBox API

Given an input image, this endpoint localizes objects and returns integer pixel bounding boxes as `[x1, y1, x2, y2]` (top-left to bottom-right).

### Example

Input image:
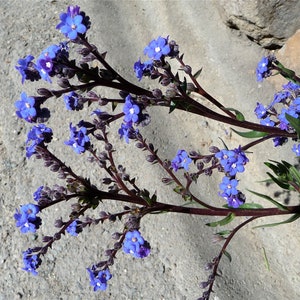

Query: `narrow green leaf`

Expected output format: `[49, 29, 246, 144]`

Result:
[247, 189, 288, 211]
[223, 250, 232, 263]
[206, 213, 235, 227]
[193, 68, 203, 79]
[237, 202, 264, 209]
[262, 247, 270, 271]
[285, 113, 300, 138]
[231, 128, 268, 138]
[253, 214, 300, 229]
[216, 230, 231, 236]
[224, 108, 245, 121]
[266, 172, 291, 190]
[169, 101, 177, 114]
[289, 166, 300, 185]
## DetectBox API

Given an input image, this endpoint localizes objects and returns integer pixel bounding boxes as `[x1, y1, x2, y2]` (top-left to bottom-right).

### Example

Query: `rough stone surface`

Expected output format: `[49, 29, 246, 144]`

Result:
[1, 1, 300, 300]
[215, 0, 300, 49]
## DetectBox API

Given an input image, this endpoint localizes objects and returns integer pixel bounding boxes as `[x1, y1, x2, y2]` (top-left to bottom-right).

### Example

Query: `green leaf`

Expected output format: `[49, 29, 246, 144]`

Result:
[247, 189, 288, 211]
[274, 61, 298, 83]
[223, 250, 232, 263]
[224, 108, 245, 121]
[216, 230, 231, 236]
[193, 68, 203, 79]
[231, 128, 269, 138]
[266, 172, 291, 190]
[285, 113, 300, 138]
[237, 202, 264, 209]
[262, 247, 270, 271]
[169, 101, 177, 114]
[253, 214, 300, 229]
[206, 213, 235, 227]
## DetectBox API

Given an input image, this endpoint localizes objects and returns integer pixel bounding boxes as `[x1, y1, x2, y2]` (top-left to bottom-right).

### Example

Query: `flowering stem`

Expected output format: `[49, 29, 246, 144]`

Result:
[205, 216, 259, 299]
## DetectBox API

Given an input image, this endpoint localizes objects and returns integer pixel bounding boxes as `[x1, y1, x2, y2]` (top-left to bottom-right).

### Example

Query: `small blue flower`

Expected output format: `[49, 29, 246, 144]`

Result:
[56, 6, 87, 40]
[65, 123, 90, 154]
[14, 204, 42, 234]
[260, 116, 275, 127]
[133, 59, 153, 81]
[33, 186, 44, 202]
[64, 92, 82, 111]
[15, 55, 40, 84]
[22, 248, 42, 276]
[219, 177, 239, 195]
[215, 147, 248, 176]
[15, 92, 36, 123]
[87, 267, 112, 291]
[26, 124, 53, 158]
[171, 150, 192, 172]
[221, 192, 245, 208]
[123, 230, 150, 258]
[66, 220, 82, 236]
[123, 95, 140, 123]
[118, 122, 133, 143]
[254, 102, 267, 119]
[144, 36, 170, 60]
[292, 144, 300, 156]
[273, 137, 288, 147]
[256, 56, 271, 82]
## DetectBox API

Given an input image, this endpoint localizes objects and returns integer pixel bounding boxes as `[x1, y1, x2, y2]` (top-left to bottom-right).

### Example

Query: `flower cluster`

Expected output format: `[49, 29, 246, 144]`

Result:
[15, 42, 69, 85]
[87, 267, 112, 291]
[215, 147, 249, 208]
[14, 204, 42, 234]
[171, 150, 192, 172]
[133, 35, 178, 81]
[65, 122, 91, 154]
[122, 230, 151, 258]
[254, 80, 300, 152]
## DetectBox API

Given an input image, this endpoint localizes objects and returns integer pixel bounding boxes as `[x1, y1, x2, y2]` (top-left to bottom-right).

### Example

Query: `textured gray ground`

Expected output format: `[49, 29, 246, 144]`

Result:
[1, 1, 300, 299]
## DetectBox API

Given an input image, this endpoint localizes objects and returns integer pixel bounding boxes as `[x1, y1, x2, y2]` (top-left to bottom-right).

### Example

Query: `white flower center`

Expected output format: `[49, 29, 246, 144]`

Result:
[155, 46, 161, 53]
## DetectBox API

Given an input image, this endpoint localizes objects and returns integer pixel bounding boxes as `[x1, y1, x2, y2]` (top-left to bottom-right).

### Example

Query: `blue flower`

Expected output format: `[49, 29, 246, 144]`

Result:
[219, 177, 238, 195]
[171, 150, 192, 172]
[292, 144, 300, 156]
[22, 248, 42, 276]
[66, 220, 82, 236]
[260, 116, 275, 127]
[118, 122, 133, 143]
[221, 192, 245, 208]
[64, 92, 83, 110]
[215, 147, 248, 176]
[65, 123, 90, 154]
[133, 59, 153, 81]
[256, 56, 271, 82]
[33, 186, 44, 202]
[144, 36, 170, 60]
[87, 267, 112, 291]
[14, 204, 41, 234]
[56, 6, 87, 40]
[26, 124, 53, 158]
[123, 95, 140, 123]
[254, 102, 267, 119]
[15, 92, 37, 123]
[15, 55, 40, 84]
[273, 137, 288, 147]
[123, 230, 150, 258]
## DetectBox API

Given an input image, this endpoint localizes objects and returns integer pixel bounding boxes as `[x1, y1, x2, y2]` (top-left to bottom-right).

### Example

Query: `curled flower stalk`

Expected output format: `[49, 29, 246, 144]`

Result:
[13, 5, 300, 300]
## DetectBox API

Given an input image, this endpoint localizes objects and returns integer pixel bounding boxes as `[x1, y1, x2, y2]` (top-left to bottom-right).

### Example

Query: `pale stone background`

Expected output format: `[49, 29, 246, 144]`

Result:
[1, 1, 300, 299]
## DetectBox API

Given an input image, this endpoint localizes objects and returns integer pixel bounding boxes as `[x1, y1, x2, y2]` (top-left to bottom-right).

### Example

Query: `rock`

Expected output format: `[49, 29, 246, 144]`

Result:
[215, 0, 300, 49]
